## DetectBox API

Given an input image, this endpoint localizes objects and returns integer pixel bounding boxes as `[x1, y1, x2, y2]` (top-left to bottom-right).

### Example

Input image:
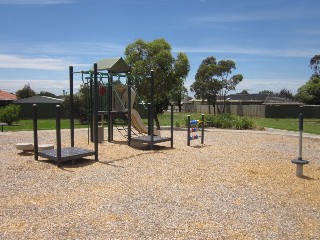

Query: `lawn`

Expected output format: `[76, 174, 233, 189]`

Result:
[3, 113, 320, 135]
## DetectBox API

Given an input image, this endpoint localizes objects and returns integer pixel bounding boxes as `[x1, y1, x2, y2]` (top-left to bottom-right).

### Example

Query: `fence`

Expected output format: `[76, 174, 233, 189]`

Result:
[182, 104, 320, 118]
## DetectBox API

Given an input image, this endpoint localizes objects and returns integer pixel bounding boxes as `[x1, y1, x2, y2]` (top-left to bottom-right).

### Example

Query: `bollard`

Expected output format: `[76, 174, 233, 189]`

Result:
[291, 109, 309, 177]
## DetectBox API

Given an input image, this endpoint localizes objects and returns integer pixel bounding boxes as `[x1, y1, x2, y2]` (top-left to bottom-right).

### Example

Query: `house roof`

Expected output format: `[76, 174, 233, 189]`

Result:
[226, 93, 269, 102]
[0, 90, 17, 101]
[13, 96, 63, 104]
[91, 57, 131, 73]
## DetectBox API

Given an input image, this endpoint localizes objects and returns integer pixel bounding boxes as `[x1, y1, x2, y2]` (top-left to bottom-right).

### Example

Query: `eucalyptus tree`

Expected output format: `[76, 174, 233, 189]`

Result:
[191, 56, 243, 113]
[15, 84, 36, 99]
[296, 54, 320, 104]
[124, 38, 190, 128]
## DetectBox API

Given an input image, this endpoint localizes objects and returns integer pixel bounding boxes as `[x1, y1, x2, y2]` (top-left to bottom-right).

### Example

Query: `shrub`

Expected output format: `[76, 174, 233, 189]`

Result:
[204, 113, 254, 130]
[0, 104, 21, 125]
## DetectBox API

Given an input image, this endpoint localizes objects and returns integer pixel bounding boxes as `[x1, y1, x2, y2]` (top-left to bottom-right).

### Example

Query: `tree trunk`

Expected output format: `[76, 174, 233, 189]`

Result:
[154, 113, 161, 130]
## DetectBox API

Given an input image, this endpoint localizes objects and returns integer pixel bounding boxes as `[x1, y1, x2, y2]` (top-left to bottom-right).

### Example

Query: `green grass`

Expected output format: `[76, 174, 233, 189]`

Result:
[158, 112, 320, 135]
[253, 117, 320, 135]
[4, 119, 87, 132]
[3, 113, 320, 135]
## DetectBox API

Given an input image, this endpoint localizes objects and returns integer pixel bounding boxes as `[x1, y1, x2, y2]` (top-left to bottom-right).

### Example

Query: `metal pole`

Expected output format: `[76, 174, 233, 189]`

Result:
[90, 76, 93, 142]
[298, 112, 303, 160]
[291, 107, 309, 177]
[150, 70, 154, 149]
[170, 104, 173, 148]
[93, 63, 99, 161]
[201, 114, 204, 144]
[33, 104, 38, 160]
[56, 105, 62, 165]
[187, 115, 191, 146]
[69, 66, 74, 147]
[108, 74, 112, 142]
[148, 103, 152, 135]
[127, 75, 132, 146]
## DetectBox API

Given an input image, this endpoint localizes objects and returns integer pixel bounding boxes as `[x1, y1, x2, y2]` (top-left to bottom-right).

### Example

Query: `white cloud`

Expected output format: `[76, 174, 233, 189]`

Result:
[0, 79, 83, 95]
[0, 0, 74, 4]
[0, 54, 84, 70]
[236, 78, 305, 94]
[173, 45, 316, 58]
[189, 5, 318, 24]
[0, 41, 126, 57]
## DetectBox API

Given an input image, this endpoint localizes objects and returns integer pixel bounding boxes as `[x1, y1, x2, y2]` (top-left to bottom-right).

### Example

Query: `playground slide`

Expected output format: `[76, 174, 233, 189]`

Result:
[131, 109, 161, 136]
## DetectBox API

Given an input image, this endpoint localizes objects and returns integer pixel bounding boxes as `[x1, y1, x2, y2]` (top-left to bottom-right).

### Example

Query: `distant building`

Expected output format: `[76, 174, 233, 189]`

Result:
[13, 96, 64, 119]
[0, 90, 17, 107]
[225, 93, 302, 105]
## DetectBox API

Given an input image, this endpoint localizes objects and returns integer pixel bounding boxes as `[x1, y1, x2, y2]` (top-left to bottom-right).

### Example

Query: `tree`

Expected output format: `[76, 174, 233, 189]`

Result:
[63, 84, 90, 123]
[278, 88, 294, 100]
[296, 54, 320, 104]
[15, 84, 36, 99]
[169, 52, 190, 112]
[259, 90, 274, 94]
[296, 75, 320, 104]
[239, 90, 249, 94]
[125, 38, 190, 129]
[216, 60, 243, 113]
[310, 54, 320, 76]
[190, 56, 243, 114]
[190, 57, 222, 114]
[0, 104, 21, 125]
[38, 91, 57, 98]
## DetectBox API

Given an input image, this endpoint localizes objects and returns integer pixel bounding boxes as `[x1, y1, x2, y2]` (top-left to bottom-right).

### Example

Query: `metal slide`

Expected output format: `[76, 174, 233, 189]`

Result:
[131, 108, 161, 136]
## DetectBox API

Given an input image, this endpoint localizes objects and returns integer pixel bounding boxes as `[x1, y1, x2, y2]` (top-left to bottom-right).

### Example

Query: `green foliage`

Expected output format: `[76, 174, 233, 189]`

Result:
[124, 38, 190, 114]
[190, 56, 243, 113]
[310, 54, 320, 75]
[204, 113, 254, 130]
[259, 90, 274, 94]
[278, 88, 294, 100]
[0, 104, 21, 125]
[296, 75, 320, 104]
[38, 91, 57, 98]
[63, 84, 89, 123]
[15, 84, 36, 99]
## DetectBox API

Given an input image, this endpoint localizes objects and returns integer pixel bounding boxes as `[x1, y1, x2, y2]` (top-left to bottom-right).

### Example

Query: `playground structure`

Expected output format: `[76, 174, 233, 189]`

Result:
[32, 63, 100, 166]
[31, 58, 175, 166]
[73, 58, 173, 149]
[187, 114, 205, 146]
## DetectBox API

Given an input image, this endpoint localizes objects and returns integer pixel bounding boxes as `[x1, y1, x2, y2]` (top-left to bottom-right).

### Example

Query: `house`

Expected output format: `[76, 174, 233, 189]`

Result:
[0, 90, 17, 107]
[13, 96, 64, 119]
[225, 93, 302, 105]
[224, 93, 306, 118]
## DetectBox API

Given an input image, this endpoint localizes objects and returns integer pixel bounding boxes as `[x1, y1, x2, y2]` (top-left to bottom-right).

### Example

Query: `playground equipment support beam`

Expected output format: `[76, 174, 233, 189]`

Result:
[33, 104, 38, 160]
[93, 63, 99, 160]
[150, 70, 155, 149]
[127, 74, 132, 146]
[69, 66, 75, 147]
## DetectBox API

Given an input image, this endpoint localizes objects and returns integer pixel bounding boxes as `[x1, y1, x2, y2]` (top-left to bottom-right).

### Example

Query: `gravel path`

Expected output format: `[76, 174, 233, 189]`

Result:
[0, 128, 319, 239]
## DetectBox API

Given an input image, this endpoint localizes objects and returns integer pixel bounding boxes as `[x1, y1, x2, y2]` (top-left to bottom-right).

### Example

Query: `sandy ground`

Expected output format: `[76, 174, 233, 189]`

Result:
[0, 127, 319, 239]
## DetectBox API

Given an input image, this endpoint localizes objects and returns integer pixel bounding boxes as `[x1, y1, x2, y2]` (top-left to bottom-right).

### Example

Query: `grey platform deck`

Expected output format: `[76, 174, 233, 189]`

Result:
[130, 135, 172, 144]
[38, 147, 95, 163]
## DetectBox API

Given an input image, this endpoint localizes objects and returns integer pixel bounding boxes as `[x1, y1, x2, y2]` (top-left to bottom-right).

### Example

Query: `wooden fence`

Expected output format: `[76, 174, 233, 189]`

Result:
[182, 104, 320, 118]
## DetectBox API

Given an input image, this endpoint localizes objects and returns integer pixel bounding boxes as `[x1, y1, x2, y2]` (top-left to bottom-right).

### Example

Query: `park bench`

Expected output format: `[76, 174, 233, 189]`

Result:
[0, 123, 8, 132]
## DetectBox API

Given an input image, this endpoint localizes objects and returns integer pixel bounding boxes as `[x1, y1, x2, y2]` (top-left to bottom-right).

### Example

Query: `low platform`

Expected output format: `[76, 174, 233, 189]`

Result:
[130, 135, 172, 144]
[38, 147, 95, 164]
[16, 143, 34, 152]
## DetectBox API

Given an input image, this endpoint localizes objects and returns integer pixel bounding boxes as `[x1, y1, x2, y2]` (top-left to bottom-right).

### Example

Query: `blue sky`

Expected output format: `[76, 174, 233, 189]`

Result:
[0, 0, 319, 96]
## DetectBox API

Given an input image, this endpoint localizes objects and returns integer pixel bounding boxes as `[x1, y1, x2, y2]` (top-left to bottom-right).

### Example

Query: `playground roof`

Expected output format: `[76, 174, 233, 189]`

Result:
[13, 96, 63, 104]
[93, 57, 131, 73]
[0, 90, 17, 101]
